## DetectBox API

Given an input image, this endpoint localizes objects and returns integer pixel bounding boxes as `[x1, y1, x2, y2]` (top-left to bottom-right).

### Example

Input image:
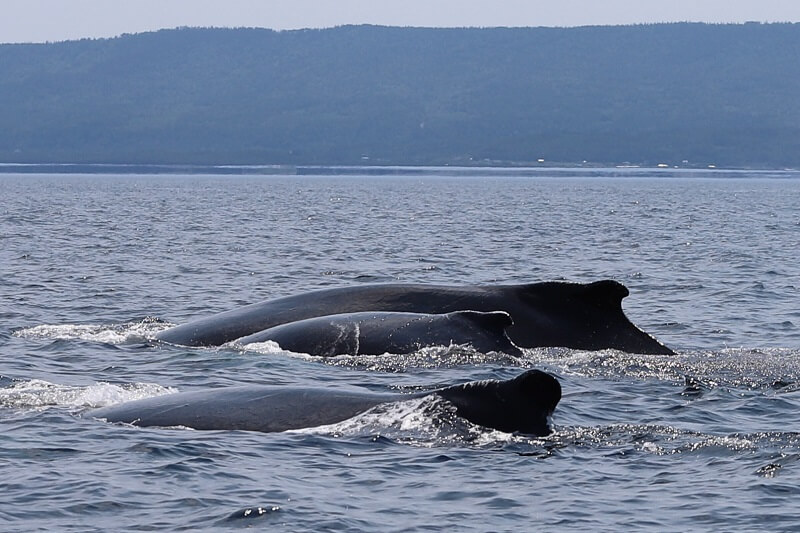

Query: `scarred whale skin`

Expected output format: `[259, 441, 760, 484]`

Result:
[90, 369, 561, 436]
[155, 280, 673, 355]
[235, 310, 522, 357]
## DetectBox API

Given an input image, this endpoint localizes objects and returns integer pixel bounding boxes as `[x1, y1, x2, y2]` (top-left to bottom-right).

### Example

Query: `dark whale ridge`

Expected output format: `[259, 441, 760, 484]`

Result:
[236, 310, 522, 357]
[436, 368, 561, 435]
[155, 280, 673, 355]
[456, 309, 514, 331]
[90, 369, 561, 436]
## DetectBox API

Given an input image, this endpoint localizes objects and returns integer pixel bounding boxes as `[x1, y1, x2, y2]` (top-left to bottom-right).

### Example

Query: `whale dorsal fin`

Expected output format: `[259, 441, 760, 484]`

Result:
[434, 369, 561, 435]
[577, 279, 630, 309]
[522, 279, 630, 310]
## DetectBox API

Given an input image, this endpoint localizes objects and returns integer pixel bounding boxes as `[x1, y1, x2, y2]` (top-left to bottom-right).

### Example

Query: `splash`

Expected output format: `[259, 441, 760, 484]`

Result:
[290, 395, 540, 447]
[12, 318, 172, 345]
[233, 339, 287, 354]
[233, 340, 523, 371]
[521, 346, 800, 390]
[0, 378, 176, 409]
[323, 344, 524, 372]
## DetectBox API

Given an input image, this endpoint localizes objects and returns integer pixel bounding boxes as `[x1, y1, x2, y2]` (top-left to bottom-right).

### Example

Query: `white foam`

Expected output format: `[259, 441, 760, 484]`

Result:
[231, 340, 327, 365]
[290, 395, 527, 446]
[522, 346, 800, 389]
[13, 318, 172, 344]
[289, 395, 433, 436]
[685, 434, 755, 453]
[234, 340, 288, 354]
[0, 379, 177, 409]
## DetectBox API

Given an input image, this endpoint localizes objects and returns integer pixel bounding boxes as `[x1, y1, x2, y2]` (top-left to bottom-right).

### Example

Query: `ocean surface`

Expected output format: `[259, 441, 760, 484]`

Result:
[2, 169, 799, 531]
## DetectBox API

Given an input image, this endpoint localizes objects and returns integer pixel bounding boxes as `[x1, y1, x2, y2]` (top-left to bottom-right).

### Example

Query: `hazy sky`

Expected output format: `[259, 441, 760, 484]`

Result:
[2, 0, 800, 43]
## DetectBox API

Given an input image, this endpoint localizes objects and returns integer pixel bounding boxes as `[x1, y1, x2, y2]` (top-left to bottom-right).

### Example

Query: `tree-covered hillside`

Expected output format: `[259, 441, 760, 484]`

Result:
[1, 23, 798, 167]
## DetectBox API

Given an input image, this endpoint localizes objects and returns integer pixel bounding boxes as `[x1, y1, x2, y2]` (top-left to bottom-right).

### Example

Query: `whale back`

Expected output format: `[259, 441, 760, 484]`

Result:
[90, 370, 561, 435]
[236, 310, 522, 356]
[90, 386, 396, 433]
[155, 280, 673, 355]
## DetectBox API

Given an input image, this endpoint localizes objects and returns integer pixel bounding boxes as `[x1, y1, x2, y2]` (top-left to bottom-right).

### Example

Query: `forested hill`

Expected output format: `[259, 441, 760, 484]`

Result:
[1, 23, 799, 168]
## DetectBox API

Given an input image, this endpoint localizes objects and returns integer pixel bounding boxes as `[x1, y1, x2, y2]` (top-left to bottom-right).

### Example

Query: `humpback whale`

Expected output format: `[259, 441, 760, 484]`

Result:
[90, 369, 561, 436]
[155, 280, 673, 355]
[236, 310, 522, 356]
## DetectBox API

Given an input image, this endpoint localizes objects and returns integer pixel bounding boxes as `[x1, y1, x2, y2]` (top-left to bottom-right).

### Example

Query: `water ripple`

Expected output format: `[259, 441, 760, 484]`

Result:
[3, 173, 800, 531]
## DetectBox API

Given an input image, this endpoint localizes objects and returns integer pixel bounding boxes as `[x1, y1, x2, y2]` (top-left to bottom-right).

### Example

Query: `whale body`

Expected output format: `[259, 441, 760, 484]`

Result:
[155, 280, 673, 355]
[236, 310, 522, 356]
[90, 369, 561, 436]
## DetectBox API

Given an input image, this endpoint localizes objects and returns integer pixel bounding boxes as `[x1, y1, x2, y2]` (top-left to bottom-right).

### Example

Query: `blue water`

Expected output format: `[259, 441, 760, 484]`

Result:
[2, 170, 800, 531]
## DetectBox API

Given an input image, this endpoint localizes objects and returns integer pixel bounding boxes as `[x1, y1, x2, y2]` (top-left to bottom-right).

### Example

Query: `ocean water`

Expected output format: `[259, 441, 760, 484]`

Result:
[2, 170, 800, 531]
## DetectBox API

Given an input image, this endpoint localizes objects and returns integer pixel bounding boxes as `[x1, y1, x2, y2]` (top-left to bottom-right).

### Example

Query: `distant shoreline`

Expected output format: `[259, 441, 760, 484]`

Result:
[4, 25, 800, 170]
[1, 163, 797, 178]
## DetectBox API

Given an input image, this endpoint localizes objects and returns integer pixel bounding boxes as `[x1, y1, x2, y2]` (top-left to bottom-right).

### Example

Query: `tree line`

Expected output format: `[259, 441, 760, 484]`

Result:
[0, 23, 798, 168]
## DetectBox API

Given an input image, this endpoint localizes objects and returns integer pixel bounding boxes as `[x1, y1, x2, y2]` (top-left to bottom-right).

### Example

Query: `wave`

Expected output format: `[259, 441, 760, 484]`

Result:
[233, 340, 525, 371]
[521, 346, 800, 390]
[0, 378, 176, 409]
[12, 318, 173, 345]
[11, 318, 800, 392]
[549, 423, 800, 461]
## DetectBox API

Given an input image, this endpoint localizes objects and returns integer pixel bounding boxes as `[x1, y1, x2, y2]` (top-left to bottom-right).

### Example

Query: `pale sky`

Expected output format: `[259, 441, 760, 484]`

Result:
[2, 0, 800, 43]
